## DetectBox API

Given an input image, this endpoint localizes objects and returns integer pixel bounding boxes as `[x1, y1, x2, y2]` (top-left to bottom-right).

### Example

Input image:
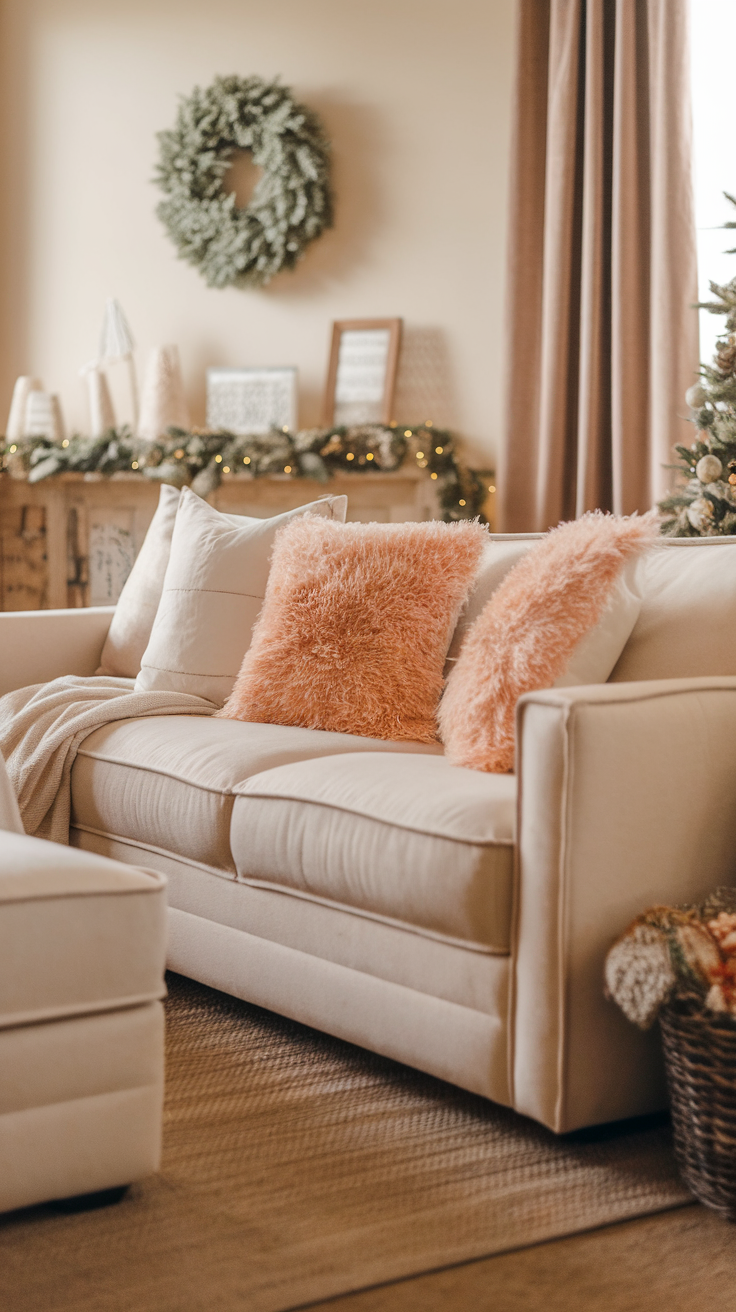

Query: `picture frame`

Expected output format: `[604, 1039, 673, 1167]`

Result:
[206, 366, 298, 434]
[322, 318, 402, 427]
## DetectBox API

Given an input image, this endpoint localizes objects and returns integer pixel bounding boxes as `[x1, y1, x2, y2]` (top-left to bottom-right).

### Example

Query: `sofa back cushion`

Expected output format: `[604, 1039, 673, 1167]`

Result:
[610, 537, 736, 681]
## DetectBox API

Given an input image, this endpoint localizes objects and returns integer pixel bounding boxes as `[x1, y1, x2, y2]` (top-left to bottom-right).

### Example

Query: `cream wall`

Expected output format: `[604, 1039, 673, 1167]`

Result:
[0, 0, 515, 465]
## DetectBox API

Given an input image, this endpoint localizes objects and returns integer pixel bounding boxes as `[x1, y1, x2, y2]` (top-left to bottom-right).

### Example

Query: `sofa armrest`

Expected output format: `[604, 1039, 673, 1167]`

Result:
[0, 608, 115, 696]
[512, 676, 736, 1133]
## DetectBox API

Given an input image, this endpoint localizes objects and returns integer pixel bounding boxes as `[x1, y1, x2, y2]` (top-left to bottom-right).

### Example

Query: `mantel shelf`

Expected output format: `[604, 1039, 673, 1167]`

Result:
[0, 469, 446, 611]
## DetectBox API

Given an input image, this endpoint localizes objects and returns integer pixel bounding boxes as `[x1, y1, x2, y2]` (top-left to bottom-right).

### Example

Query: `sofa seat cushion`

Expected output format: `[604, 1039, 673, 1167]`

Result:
[0, 831, 166, 1029]
[71, 716, 443, 873]
[231, 753, 516, 951]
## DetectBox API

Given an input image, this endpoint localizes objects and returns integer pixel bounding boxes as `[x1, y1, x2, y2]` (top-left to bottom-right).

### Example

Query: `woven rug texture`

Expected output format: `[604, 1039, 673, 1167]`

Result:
[0, 973, 691, 1312]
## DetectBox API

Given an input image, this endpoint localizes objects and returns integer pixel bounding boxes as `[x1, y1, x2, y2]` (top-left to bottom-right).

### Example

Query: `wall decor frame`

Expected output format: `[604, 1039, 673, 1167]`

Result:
[206, 367, 298, 435]
[323, 319, 402, 426]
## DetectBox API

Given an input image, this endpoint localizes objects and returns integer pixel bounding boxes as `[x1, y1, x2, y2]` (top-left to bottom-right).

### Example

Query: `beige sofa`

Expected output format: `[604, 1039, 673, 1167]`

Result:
[3, 535, 736, 1134]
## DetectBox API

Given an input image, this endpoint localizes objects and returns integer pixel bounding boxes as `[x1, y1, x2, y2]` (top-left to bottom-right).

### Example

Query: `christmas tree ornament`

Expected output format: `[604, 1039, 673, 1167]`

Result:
[695, 454, 723, 483]
[138, 345, 190, 442]
[686, 383, 708, 409]
[5, 376, 42, 440]
[687, 497, 714, 531]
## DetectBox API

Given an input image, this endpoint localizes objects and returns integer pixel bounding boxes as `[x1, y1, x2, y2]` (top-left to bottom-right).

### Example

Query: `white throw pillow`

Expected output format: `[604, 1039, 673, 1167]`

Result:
[135, 488, 348, 706]
[447, 533, 642, 687]
[553, 557, 642, 686]
[446, 535, 542, 668]
[97, 483, 181, 678]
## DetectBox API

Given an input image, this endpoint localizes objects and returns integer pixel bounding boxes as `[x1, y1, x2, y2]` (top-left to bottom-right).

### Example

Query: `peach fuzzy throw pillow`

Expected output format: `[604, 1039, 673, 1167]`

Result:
[218, 516, 487, 743]
[439, 512, 657, 773]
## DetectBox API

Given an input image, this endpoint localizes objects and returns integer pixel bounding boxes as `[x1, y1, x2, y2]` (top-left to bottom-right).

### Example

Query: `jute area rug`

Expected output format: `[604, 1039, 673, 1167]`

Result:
[1, 973, 691, 1312]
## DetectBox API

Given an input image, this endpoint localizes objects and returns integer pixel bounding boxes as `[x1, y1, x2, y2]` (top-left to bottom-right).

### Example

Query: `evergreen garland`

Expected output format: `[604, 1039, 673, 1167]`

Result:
[0, 424, 489, 523]
[659, 194, 736, 536]
[154, 75, 333, 289]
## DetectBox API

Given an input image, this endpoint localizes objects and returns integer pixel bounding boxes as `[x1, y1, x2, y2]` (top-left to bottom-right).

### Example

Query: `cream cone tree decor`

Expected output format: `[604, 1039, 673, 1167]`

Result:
[24, 392, 65, 443]
[154, 75, 333, 289]
[80, 364, 116, 438]
[99, 299, 139, 427]
[5, 377, 42, 441]
[138, 345, 190, 442]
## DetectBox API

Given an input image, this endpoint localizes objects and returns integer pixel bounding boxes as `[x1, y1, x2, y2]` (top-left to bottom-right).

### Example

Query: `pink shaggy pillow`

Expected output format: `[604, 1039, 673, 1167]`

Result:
[438, 513, 657, 773]
[218, 516, 487, 743]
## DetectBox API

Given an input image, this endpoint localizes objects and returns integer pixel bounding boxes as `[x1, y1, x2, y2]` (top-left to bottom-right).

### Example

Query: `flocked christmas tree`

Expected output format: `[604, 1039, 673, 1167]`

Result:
[660, 193, 736, 536]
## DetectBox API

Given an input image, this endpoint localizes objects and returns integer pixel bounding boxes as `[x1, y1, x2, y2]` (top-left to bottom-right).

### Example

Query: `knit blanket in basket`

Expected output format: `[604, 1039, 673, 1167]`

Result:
[0, 676, 215, 844]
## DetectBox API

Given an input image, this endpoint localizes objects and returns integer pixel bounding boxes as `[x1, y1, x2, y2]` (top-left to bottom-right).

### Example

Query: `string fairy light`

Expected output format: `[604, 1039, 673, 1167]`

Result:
[1, 420, 491, 524]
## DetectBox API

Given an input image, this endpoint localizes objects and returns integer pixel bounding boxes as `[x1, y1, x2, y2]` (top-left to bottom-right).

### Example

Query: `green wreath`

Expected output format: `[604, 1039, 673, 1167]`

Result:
[154, 75, 333, 289]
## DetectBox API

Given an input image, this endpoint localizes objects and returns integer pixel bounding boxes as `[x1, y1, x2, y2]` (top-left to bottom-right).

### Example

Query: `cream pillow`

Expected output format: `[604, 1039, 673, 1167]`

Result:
[135, 488, 348, 705]
[97, 483, 181, 678]
[445, 535, 542, 668]
[446, 532, 642, 688]
[552, 558, 642, 686]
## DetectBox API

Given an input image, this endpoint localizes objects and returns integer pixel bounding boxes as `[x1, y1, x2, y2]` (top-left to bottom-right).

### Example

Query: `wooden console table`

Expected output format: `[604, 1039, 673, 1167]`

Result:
[0, 468, 490, 611]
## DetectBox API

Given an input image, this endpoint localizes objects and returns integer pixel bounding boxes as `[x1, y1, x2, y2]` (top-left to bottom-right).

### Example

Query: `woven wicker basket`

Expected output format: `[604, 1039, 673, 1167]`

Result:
[659, 993, 736, 1218]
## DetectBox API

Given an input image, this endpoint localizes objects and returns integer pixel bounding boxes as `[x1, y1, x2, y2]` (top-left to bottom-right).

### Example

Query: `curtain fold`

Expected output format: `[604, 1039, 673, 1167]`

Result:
[498, 0, 698, 532]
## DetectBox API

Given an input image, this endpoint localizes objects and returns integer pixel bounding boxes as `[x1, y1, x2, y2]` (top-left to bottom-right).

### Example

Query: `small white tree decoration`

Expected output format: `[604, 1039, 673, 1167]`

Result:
[24, 392, 66, 442]
[5, 377, 42, 440]
[99, 299, 138, 428]
[79, 362, 116, 437]
[138, 344, 190, 442]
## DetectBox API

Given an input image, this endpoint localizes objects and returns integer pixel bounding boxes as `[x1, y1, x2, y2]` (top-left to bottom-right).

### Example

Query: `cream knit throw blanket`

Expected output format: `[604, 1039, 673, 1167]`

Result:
[0, 675, 215, 844]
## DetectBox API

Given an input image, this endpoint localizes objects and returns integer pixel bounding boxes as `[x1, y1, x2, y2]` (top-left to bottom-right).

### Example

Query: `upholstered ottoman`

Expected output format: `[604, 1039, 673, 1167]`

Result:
[0, 830, 167, 1213]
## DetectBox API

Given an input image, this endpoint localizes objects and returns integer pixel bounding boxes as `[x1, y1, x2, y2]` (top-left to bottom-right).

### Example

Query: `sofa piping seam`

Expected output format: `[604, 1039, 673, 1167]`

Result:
[76, 749, 239, 796]
[521, 681, 736, 712]
[234, 789, 515, 847]
[0, 882, 164, 906]
[0, 994, 166, 1033]
[238, 877, 509, 956]
[71, 824, 237, 878]
[160, 587, 264, 599]
[556, 701, 573, 1133]
[74, 755, 493, 833]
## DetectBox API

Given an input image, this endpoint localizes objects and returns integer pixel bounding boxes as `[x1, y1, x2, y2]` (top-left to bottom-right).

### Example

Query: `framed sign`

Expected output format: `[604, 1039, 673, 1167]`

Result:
[207, 367, 298, 434]
[323, 318, 402, 426]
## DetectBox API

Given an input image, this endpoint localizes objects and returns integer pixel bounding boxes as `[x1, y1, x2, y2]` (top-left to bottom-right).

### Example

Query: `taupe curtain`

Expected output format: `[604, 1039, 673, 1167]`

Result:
[498, 0, 699, 531]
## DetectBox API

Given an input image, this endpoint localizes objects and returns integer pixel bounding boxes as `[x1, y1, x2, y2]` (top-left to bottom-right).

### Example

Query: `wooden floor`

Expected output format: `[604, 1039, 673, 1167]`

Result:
[308, 1204, 736, 1311]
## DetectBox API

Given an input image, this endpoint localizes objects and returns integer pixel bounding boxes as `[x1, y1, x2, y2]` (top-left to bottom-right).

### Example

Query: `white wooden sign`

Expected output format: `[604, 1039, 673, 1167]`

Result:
[206, 367, 298, 434]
